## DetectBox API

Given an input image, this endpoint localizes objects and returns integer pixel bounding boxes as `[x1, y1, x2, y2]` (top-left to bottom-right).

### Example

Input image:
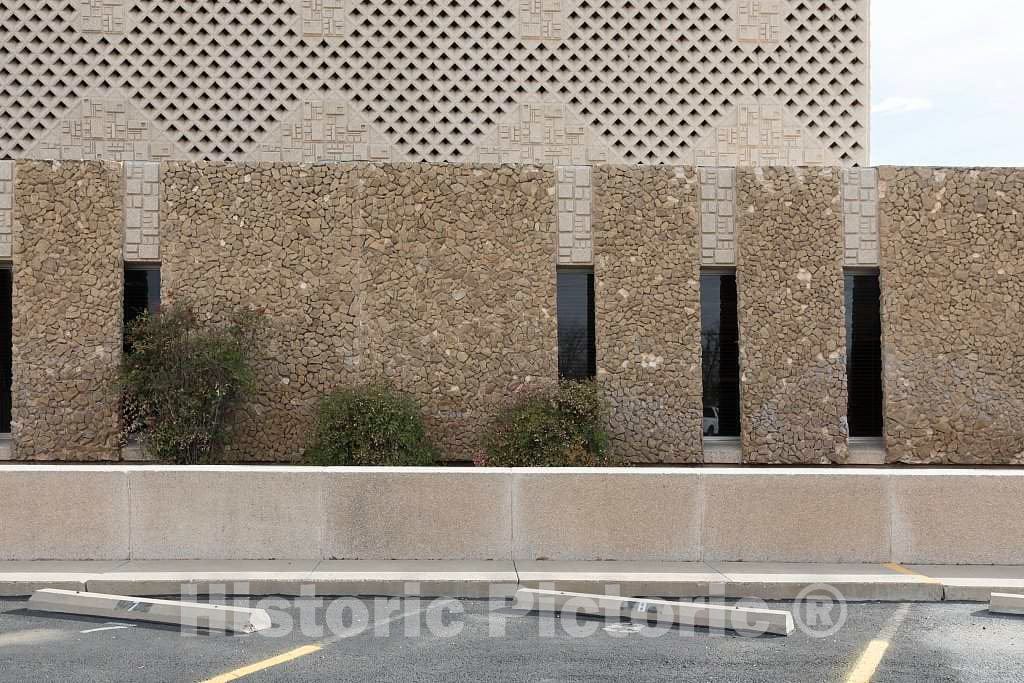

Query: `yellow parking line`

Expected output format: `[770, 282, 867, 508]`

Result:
[882, 563, 941, 584]
[199, 606, 425, 682]
[200, 644, 322, 683]
[845, 603, 910, 683]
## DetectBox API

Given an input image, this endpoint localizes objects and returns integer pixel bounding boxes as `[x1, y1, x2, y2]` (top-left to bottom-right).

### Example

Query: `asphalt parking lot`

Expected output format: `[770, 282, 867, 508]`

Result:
[1, 596, 1022, 681]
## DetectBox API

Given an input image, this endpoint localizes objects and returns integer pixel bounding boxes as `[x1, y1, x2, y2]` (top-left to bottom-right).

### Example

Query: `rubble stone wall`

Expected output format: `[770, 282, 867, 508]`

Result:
[593, 166, 703, 462]
[11, 161, 123, 460]
[879, 168, 1024, 464]
[160, 162, 557, 461]
[5, 161, 1024, 465]
[356, 164, 559, 459]
[736, 167, 849, 464]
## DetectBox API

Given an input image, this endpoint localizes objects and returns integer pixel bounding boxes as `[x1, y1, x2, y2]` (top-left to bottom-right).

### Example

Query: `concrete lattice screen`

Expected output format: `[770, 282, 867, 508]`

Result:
[0, 0, 867, 167]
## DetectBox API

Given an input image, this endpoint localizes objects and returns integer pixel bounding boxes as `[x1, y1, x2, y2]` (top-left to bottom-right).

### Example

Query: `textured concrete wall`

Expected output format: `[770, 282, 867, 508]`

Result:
[594, 166, 703, 463]
[12, 161, 123, 460]
[736, 167, 848, 464]
[0, 1, 868, 167]
[161, 162, 556, 461]
[880, 168, 1024, 464]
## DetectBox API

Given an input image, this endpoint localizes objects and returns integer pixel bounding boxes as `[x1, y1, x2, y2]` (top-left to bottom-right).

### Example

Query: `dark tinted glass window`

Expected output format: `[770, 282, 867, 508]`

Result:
[0, 268, 10, 432]
[557, 269, 596, 380]
[700, 271, 740, 437]
[845, 271, 883, 437]
[124, 267, 160, 353]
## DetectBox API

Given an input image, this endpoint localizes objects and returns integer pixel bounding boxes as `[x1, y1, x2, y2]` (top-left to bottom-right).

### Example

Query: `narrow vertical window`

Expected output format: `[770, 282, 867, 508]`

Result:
[700, 270, 740, 437]
[845, 270, 883, 437]
[0, 267, 10, 433]
[557, 268, 596, 379]
[124, 265, 160, 353]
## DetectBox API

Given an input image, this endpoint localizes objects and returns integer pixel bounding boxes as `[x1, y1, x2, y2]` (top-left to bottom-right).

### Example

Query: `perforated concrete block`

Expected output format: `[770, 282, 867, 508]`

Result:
[2, 1, 868, 166]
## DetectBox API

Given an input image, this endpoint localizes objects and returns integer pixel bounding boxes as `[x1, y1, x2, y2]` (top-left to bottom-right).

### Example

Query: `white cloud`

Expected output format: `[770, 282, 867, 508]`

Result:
[872, 97, 934, 115]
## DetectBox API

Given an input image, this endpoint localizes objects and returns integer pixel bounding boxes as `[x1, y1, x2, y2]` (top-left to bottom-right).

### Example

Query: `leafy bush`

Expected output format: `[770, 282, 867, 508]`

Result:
[305, 384, 439, 466]
[482, 380, 615, 467]
[120, 301, 260, 464]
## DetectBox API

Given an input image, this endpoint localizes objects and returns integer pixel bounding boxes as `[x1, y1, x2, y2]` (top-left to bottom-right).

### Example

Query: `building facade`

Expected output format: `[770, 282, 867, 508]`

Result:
[1, 2, 1021, 465]
[1, 160, 1022, 465]
[0, 0, 868, 167]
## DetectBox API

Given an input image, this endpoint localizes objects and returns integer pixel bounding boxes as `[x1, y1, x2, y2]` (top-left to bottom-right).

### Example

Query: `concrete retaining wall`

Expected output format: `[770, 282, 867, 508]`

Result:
[1, 466, 1022, 564]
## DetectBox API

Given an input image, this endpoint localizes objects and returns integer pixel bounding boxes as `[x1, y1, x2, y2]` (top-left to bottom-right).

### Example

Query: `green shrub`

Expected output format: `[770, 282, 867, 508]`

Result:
[120, 301, 260, 464]
[482, 380, 615, 467]
[305, 384, 439, 466]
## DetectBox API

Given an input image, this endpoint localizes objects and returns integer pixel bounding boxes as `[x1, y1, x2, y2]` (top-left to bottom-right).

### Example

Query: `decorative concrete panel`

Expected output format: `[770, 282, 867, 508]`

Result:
[699, 167, 736, 266]
[736, 167, 848, 464]
[594, 165, 703, 463]
[879, 168, 1024, 464]
[123, 161, 160, 261]
[300, 0, 348, 38]
[556, 165, 593, 265]
[74, 0, 127, 35]
[0, 162, 12, 259]
[11, 161, 123, 460]
[843, 168, 880, 266]
[474, 99, 618, 166]
[30, 93, 185, 162]
[0, 1, 868, 166]
[161, 162, 557, 461]
[515, 0, 572, 42]
[257, 100, 393, 164]
[736, 0, 787, 46]
[691, 97, 834, 167]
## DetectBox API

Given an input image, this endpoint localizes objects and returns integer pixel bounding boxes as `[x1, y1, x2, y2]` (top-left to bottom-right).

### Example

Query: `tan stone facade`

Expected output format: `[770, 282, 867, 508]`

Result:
[1, 160, 1022, 465]
[160, 162, 557, 460]
[356, 164, 558, 458]
[11, 161, 122, 460]
[736, 168, 849, 464]
[594, 166, 703, 463]
[879, 168, 1024, 464]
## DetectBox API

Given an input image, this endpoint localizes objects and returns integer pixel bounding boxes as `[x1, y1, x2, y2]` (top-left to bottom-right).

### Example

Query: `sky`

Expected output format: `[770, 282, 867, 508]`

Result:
[871, 0, 1024, 166]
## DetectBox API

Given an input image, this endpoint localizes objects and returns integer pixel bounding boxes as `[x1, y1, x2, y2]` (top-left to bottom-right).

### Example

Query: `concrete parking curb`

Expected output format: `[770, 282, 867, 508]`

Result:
[4, 561, 1024, 602]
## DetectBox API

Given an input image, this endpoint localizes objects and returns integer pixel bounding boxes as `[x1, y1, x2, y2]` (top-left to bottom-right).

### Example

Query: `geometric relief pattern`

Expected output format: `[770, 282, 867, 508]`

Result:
[473, 99, 619, 165]
[842, 168, 879, 267]
[124, 161, 160, 261]
[300, 0, 348, 37]
[29, 94, 185, 162]
[75, 0, 127, 34]
[699, 167, 736, 266]
[691, 97, 834, 167]
[257, 101, 393, 163]
[0, 0, 868, 166]
[556, 165, 592, 265]
[736, 0, 788, 46]
[0, 162, 11, 259]
[515, 0, 572, 42]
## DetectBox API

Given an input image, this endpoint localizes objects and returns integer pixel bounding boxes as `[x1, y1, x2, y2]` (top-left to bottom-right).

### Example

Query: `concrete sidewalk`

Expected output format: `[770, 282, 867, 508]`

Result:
[1, 560, 1023, 602]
